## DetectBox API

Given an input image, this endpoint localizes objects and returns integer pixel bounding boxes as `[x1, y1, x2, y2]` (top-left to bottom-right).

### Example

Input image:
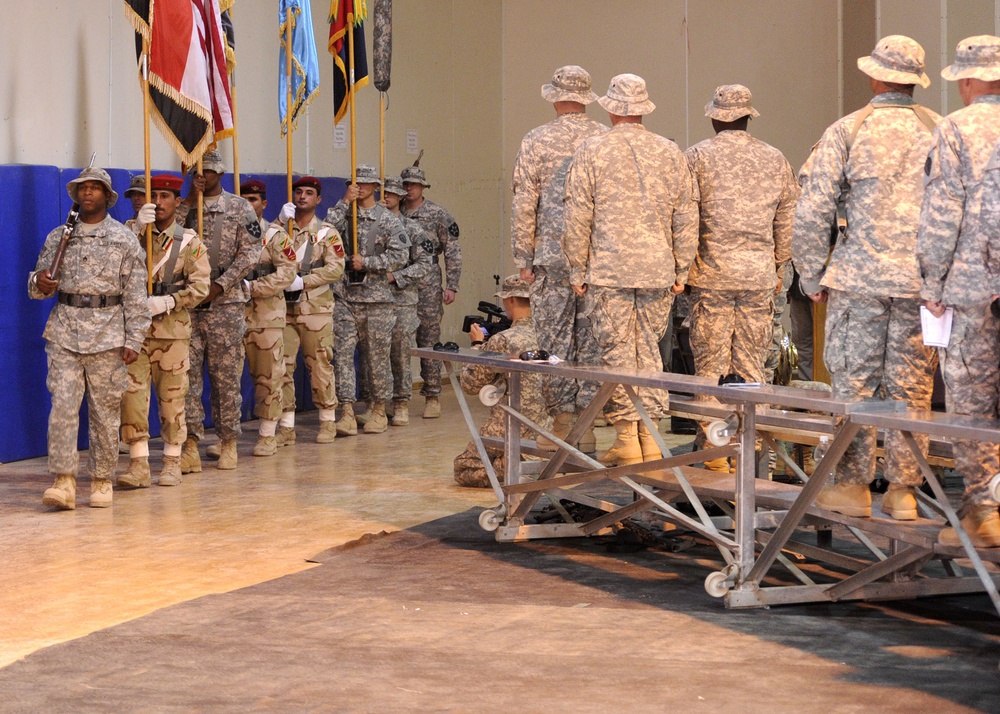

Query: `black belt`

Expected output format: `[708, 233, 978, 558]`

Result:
[248, 264, 277, 281]
[150, 282, 185, 296]
[57, 292, 122, 308]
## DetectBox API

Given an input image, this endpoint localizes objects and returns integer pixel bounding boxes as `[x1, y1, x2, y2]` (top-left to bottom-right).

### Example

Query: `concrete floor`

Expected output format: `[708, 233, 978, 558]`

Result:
[1, 388, 998, 712]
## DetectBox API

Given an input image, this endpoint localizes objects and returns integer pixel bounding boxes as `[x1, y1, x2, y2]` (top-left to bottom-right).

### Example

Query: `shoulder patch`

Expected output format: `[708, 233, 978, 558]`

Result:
[420, 239, 435, 255]
[247, 220, 262, 240]
[283, 244, 296, 261]
[448, 222, 460, 238]
[332, 242, 346, 258]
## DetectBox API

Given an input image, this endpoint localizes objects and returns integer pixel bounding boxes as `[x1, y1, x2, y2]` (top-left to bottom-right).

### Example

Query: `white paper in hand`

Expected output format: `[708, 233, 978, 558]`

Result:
[920, 305, 953, 347]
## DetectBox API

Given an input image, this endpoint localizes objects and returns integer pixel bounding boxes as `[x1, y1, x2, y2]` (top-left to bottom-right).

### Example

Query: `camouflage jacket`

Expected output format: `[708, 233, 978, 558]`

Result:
[984, 142, 1000, 291]
[685, 130, 799, 291]
[401, 197, 461, 292]
[459, 316, 548, 439]
[177, 190, 262, 305]
[245, 218, 297, 330]
[135, 221, 211, 340]
[323, 201, 410, 303]
[917, 94, 1000, 305]
[793, 92, 941, 298]
[563, 122, 698, 289]
[390, 214, 435, 307]
[29, 215, 151, 354]
[511, 112, 608, 271]
[287, 215, 346, 315]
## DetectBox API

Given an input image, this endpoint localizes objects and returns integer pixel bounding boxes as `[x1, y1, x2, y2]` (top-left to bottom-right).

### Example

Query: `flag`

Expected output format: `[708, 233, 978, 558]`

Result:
[279, 0, 321, 137]
[220, 1, 236, 76]
[123, 0, 234, 165]
[329, 0, 369, 125]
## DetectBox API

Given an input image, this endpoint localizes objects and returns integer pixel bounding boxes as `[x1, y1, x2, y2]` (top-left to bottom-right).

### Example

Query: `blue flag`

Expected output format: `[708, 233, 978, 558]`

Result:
[279, 0, 321, 137]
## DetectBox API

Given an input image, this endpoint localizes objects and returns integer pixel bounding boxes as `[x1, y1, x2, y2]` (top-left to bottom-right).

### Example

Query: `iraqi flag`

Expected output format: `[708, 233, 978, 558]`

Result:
[124, 0, 234, 165]
[329, 0, 369, 125]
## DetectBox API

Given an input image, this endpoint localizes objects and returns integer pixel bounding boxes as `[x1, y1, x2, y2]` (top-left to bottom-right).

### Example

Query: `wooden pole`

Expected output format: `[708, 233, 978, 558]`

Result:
[230, 5, 240, 195]
[379, 92, 385, 188]
[285, 6, 294, 237]
[347, 4, 358, 257]
[141, 41, 154, 294]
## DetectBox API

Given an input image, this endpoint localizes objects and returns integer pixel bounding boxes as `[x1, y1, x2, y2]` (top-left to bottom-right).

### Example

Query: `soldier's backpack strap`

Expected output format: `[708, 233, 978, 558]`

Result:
[150, 224, 190, 295]
[846, 102, 935, 152]
[299, 235, 316, 276]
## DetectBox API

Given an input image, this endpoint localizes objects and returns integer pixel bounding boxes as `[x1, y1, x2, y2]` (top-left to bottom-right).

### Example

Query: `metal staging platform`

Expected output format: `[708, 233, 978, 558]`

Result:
[414, 347, 1000, 616]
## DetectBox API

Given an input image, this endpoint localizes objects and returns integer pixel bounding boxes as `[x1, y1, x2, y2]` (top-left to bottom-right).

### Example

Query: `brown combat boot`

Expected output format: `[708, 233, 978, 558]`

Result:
[254, 435, 278, 456]
[422, 396, 441, 419]
[336, 404, 358, 436]
[42, 474, 76, 511]
[391, 401, 409, 426]
[276, 426, 296, 447]
[598, 420, 642, 466]
[180, 437, 202, 474]
[363, 403, 389, 434]
[90, 478, 113, 508]
[216, 439, 238, 470]
[939, 505, 1000, 548]
[117, 457, 151, 489]
[638, 422, 661, 461]
[815, 483, 872, 518]
[317, 420, 338, 443]
[158, 455, 183, 487]
[881, 484, 918, 521]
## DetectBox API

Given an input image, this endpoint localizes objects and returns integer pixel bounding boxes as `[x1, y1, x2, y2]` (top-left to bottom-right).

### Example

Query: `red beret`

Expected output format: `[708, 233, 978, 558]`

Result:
[150, 174, 184, 193]
[240, 179, 267, 195]
[292, 175, 322, 192]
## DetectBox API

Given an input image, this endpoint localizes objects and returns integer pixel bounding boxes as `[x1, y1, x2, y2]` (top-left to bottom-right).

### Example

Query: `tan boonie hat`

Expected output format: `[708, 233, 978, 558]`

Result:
[400, 165, 430, 187]
[495, 274, 530, 300]
[541, 65, 599, 104]
[66, 167, 118, 208]
[941, 35, 1000, 81]
[383, 176, 407, 196]
[348, 164, 383, 185]
[857, 35, 931, 88]
[124, 174, 146, 197]
[705, 84, 760, 122]
[598, 73, 655, 116]
[200, 150, 226, 174]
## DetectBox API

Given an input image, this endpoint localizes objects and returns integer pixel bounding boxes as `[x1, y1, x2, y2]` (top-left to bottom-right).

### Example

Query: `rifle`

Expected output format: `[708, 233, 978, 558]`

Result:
[48, 152, 97, 280]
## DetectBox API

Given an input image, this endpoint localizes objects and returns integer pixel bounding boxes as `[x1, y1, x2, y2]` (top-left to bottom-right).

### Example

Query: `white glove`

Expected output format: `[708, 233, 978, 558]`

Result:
[135, 203, 156, 232]
[147, 294, 175, 316]
[279, 202, 296, 223]
[242, 279, 251, 293]
[288, 276, 304, 292]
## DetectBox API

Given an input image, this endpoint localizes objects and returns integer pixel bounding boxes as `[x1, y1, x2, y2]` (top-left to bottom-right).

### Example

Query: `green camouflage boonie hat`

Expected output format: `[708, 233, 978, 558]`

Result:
[598, 73, 655, 116]
[124, 174, 146, 197]
[858, 35, 931, 88]
[705, 84, 760, 122]
[348, 164, 383, 185]
[541, 65, 599, 104]
[67, 167, 118, 208]
[495, 274, 530, 300]
[941, 35, 1000, 81]
[401, 165, 430, 187]
[383, 176, 407, 196]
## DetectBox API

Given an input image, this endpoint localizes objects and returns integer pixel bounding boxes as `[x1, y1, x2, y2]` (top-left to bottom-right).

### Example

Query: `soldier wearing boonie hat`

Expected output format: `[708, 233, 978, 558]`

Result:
[123, 174, 148, 223]
[512, 65, 607, 454]
[916, 35, 1000, 548]
[703, 84, 761, 122]
[794, 35, 942, 522]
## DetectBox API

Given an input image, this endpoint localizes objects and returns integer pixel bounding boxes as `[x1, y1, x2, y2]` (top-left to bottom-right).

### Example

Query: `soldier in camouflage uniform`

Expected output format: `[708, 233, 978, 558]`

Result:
[275, 176, 347, 444]
[454, 276, 549, 487]
[564, 73, 699, 466]
[176, 151, 262, 472]
[123, 174, 147, 228]
[29, 167, 151, 509]
[919, 36, 1000, 547]
[240, 179, 297, 457]
[381, 176, 434, 426]
[511, 65, 607, 454]
[686, 85, 799, 471]
[794, 36, 942, 521]
[119, 175, 211, 489]
[400, 162, 461, 419]
[324, 165, 409, 435]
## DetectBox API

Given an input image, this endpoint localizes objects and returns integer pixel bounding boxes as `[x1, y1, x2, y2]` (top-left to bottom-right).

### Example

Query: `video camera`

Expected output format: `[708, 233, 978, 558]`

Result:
[462, 301, 513, 339]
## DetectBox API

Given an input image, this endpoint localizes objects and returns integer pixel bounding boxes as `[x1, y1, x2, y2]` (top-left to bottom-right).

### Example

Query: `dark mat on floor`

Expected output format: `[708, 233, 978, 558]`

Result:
[1, 509, 998, 713]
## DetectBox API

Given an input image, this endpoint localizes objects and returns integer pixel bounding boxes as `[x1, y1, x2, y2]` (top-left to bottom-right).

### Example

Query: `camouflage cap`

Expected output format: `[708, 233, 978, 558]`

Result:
[941, 35, 1000, 81]
[347, 164, 383, 186]
[401, 165, 430, 187]
[124, 174, 146, 197]
[383, 176, 407, 196]
[858, 35, 931, 88]
[541, 65, 599, 105]
[494, 274, 530, 300]
[598, 74, 655, 116]
[66, 167, 118, 208]
[704, 84, 760, 122]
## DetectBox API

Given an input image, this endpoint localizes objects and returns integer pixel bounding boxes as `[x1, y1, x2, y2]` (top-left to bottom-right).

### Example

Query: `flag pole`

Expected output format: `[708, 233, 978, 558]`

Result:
[379, 91, 385, 187]
[285, 5, 294, 237]
[230, 7, 240, 195]
[141, 40, 154, 295]
[197, 158, 204, 245]
[348, 2, 358, 258]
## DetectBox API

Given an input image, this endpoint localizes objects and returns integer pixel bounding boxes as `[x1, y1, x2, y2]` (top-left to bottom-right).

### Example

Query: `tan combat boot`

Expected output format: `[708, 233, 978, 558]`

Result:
[317, 420, 338, 443]
[702, 457, 731, 473]
[815, 483, 872, 518]
[180, 436, 202, 474]
[354, 403, 373, 427]
[336, 403, 358, 436]
[117, 457, 151, 489]
[578, 419, 598, 454]
[422, 396, 441, 419]
[254, 435, 278, 456]
[42, 474, 76, 510]
[537, 412, 574, 452]
[881, 484, 918, 521]
[205, 442, 221, 459]
[939, 505, 1000, 548]
[638, 422, 661, 462]
[217, 439, 238, 470]
[90, 478, 113, 508]
[598, 420, 642, 466]
[276, 426, 296, 447]
[391, 401, 409, 426]
[363, 403, 389, 434]
[158, 455, 183, 487]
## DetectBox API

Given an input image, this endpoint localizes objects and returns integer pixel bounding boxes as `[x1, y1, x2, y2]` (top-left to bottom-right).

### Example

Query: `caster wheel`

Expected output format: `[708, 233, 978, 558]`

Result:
[989, 473, 1000, 502]
[706, 420, 733, 448]
[704, 571, 730, 598]
[479, 509, 500, 532]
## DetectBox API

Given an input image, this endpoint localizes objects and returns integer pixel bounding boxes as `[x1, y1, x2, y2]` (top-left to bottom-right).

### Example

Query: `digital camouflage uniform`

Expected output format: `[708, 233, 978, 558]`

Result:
[918, 93, 1000, 507]
[453, 316, 548, 487]
[121, 223, 211, 449]
[511, 111, 607, 416]
[282, 216, 346, 415]
[177, 191, 262, 441]
[794, 92, 941, 487]
[563, 122, 699, 421]
[325, 201, 409, 407]
[401, 197, 461, 398]
[29, 215, 151, 482]
[244, 218, 297, 422]
[388, 214, 434, 403]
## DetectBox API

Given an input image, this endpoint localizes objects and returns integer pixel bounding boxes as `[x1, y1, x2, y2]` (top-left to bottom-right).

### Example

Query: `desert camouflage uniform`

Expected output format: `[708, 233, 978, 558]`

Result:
[793, 92, 941, 487]
[388, 215, 434, 402]
[918, 94, 1000, 507]
[244, 218, 297, 422]
[177, 192, 262, 441]
[563, 122, 698, 421]
[453, 316, 548, 487]
[121, 223, 211, 448]
[511, 112, 607, 417]
[29, 216, 151, 480]
[282, 215, 346, 412]
[401, 198, 460, 398]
